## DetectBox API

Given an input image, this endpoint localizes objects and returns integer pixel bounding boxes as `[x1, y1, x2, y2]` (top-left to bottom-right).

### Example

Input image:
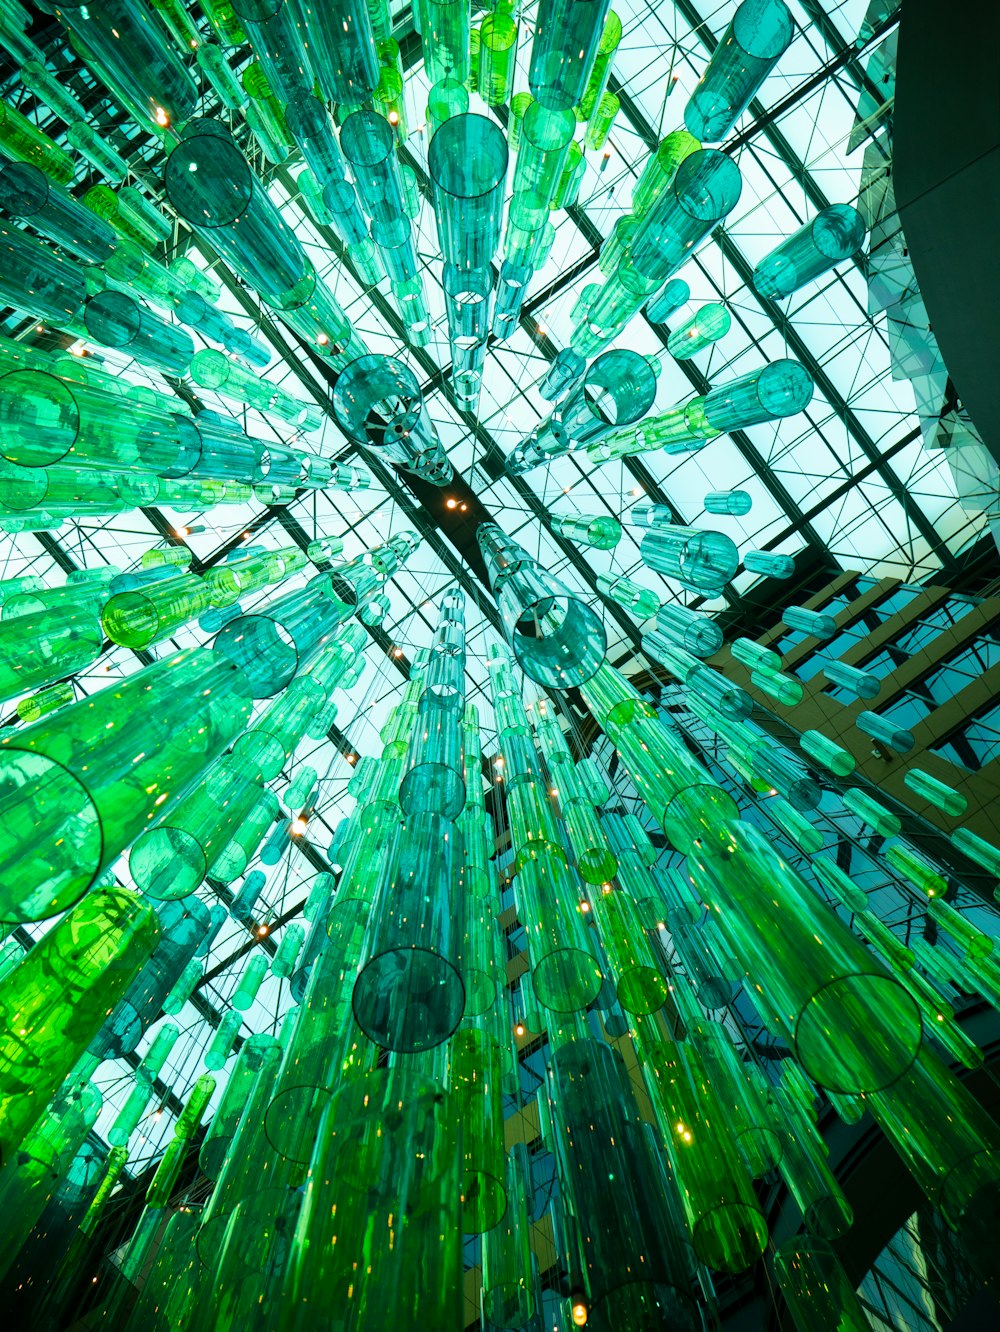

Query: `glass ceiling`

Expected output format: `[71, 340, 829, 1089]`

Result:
[0, 0, 982, 1176]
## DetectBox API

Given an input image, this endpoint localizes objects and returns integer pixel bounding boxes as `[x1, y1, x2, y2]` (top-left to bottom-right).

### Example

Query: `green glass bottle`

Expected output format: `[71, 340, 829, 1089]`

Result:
[448, 1021, 507, 1232]
[842, 787, 901, 837]
[800, 729, 855, 777]
[885, 843, 947, 899]
[810, 855, 868, 913]
[594, 886, 669, 1014]
[597, 572, 661, 618]
[547, 1036, 698, 1325]
[690, 1018, 782, 1177]
[635, 1015, 769, 1273]
[265, 905, 373, 1172]
[953, 826, 1000, 878]
[529, 0, 614, 112]
[903, 768, 968, 818]
[478, 14, 517, 104]
[130, 757, 266, 900]
[513, 850, 602, 1012]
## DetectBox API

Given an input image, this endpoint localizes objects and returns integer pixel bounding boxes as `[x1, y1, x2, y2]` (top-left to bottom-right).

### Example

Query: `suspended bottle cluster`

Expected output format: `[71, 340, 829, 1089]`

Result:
[0, 5, 997, 1332]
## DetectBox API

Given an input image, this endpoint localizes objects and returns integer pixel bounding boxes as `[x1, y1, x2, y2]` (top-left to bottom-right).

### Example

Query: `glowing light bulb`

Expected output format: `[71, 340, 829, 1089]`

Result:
[572, 1301, 588, 1326]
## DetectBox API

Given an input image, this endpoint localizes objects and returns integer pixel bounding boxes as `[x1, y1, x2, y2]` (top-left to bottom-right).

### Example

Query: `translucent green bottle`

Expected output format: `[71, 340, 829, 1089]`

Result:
[547, 1036, 699, 1325]
[856, 709, 916, 753]
[584, 90, 620, 150]
[0, 1079, 102, 1280]
[885, 843, 947, 899]
[773, 1235, 871, 1332]
[810, 855, 868, 913]
[800, 729, 855, 777]
[0, 161, 116, 263]
[597, 572, 660, 618]
[482, 1146, 535, 1328]
[130, 757, 266, 900]
[688, 821, 922, 1094]
[823, 659, 880, 699]
[634, 1015, 768, 1273]
[0, 604, 102, 711]
[53, 0, 199, 127]
[903, 768, 967, 818]
[17, 57, 89, 125]
[279, 1064, 463, 1331]
[353, 811, 466, 1052]
[513, 849, 602, 1012]
[842, 787, 901, 837]
[953, 826, 1000, 878]
[0, 645, 252, 920]
[594, 886, 669, 1014]
[205, 1009, 242, 1070]
[0, 96, 74, 182]
[449, 1021, 507, 1232]
[529, 0, 614, 113]
[754, 204, 866, 300]
[774, 1084, 854, 1238]
[426, 76, 469, 137]
[784, 604, 838, 638]
[684, 0, 794, 142]
[0, 887, 160, 1164]
[233, 953, 269, 1010]
[865, 1044, 1000, 1232]
[551, 511, 622, 549]
[690, 1018, 782, 1177]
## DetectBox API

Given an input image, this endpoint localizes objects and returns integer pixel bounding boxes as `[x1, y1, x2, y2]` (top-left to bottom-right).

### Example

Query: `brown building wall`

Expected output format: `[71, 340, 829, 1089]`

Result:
[712, 574, 1000, 849]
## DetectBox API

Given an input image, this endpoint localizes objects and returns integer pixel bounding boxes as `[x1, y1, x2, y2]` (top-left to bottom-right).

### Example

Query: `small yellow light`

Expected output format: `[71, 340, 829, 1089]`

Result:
[445, 498, 458, 509]
[317, 332, 330, 346]
[514, 1021, 525, 1038]
[290, 816, 308, 836]
[393, 647, 403, 658]
[258, 924, 269, 937]
[155, 106, 170, 127]
[580, 900, 590, 913]
[388, 110, 399, 126]
[572, 1300, 588, 1327]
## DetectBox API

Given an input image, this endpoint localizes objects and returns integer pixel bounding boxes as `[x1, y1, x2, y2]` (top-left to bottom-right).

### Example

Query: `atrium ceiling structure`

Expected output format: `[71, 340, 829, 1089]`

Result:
[1, 1, 999, 1330]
